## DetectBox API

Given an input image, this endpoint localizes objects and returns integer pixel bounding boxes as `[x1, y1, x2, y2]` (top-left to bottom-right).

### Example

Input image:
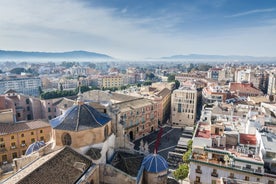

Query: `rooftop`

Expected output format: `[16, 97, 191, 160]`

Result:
[0, 120, 50, 135]
[239, 133, 257, 145]
[229, 82, 262, 95]
[50, 104, 111, 131]
[110, 151, 144, 177]
[4, 146, 93, 184]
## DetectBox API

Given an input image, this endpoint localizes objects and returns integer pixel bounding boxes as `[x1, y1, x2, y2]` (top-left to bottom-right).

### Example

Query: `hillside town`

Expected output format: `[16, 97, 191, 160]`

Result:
[0, 61, 276, 184]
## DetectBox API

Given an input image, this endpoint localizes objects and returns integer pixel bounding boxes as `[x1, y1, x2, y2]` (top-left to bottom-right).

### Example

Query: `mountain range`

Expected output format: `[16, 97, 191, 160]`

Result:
[161, 54, 276, 61]
[0, 50, 112, 60]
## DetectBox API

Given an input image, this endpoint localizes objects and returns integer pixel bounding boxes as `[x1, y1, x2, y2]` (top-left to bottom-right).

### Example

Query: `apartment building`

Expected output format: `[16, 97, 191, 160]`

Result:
[0, 120, 51, 164]
[0, 91, 44, 122]
[190, 102, 276, 184]
[202, 84, 229, 104]
[171, 86, 198, 127]
[268, 73, 276, 96]
[0, 76, 42, 97]
[98, 75, 123, 89]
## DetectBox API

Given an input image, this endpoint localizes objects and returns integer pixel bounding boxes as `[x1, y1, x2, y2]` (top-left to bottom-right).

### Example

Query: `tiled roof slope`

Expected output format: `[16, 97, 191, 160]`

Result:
[50, 104, 111, 131]
[4, 146, 93, 184]
[0, 120, 50, 135]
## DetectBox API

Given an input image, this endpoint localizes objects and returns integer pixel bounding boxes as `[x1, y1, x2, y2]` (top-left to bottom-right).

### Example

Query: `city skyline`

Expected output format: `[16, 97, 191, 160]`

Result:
[1, 0, 276, 59]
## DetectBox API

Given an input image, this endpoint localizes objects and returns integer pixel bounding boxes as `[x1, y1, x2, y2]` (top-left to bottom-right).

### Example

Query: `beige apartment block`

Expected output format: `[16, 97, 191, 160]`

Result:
[171, 87, 198, 127]
[0, 120, 51, 164]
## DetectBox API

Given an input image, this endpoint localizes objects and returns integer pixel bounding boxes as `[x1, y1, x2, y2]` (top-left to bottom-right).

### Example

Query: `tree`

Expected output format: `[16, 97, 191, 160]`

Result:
[87, 63, 96, 69]
[173, 163, 189, 181]
[143, 81, 152, 86]
[10, 68, 26, 74]
[187, 140, 193, 150]
[175, 80, 180, 89]
[167, 74, 175, 82]
[183, 149, 192, 164]
[146, 72, 155, 80]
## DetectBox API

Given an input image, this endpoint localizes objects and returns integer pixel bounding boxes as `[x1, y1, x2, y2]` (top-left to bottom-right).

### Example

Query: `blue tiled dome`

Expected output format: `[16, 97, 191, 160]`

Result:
[25, 141, 46, 155]
[50, 104, 111, 131]
[142, 154, 168, 173]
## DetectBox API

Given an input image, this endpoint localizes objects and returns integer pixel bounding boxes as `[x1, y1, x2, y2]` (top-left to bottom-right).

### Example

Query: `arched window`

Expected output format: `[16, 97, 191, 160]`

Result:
[62, 133, 72, 146]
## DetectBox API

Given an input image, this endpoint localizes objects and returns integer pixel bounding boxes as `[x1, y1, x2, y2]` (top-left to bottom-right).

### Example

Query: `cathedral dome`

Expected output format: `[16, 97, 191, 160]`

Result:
[25, 141, 46, 155]
[142, 153, 168, 173]
[50, 104, 111, 131]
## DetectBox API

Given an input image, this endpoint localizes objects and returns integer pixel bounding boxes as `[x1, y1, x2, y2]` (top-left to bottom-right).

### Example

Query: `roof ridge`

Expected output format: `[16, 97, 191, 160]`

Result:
[75, 105, 81, 131]
[83, 104, 103, 127]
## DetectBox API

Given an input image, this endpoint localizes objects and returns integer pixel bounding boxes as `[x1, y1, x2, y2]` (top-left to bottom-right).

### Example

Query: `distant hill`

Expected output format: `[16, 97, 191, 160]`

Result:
[0, 50, 112, 60]
[161, 54, 275, 61]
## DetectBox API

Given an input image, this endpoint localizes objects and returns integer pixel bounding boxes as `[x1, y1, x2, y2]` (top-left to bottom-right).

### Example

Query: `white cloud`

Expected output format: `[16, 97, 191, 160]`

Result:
[0, 0, 275, 59]
[226, 8, 276, 18]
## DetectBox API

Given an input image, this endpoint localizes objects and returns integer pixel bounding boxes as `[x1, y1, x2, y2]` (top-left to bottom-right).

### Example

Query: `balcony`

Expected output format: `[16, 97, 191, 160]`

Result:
[10, 146, 17, 150]
[196, 169, 202, 174]
[211, 172, 218, 177]
[21, 143, 27, 147]
[190, 153, 264, 175]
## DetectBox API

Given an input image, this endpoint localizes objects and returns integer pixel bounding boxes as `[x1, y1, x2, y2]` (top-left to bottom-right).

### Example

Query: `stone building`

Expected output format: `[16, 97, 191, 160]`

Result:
[0, 91, 44, 122]
[171, 86, 198, 127]
[0, 120, 51, 164]
[2, 91, 169, 184]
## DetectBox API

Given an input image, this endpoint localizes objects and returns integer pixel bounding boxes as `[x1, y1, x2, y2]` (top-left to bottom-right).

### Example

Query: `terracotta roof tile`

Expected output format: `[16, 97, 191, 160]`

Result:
[239, 133, 257, 145]
[0, 120, 50, 135]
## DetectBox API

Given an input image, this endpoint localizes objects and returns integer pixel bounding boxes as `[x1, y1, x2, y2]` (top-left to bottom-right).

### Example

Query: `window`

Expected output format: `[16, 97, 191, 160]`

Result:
[22, 150, 26, 155]
[0, 137, 3, 142]
[27, 106, 30, 111]
[177, 103, 181, 113]
[0, 143, 5, 148]
[195, 176, 200, 182]
[256, 178, 260, 182]
[2, 155, 7, 162]
[40, 136, 44, 141]
[11, 135, 14, 139]
[31, 138, 35, 143]
[229, 173, 234, 178]
[104, 126, 108, 139]
[17, 113, 21, 117]
[12, 152, 18, 159]
[31, 132, 34, 135]
[40, 130, 43, 133]
[196, 165, 202, 173]
[245, 176, 249, 181]
[21, 134, 24, 137]
[62, 133, 72, 146]
[26, 99, 30, 104]
[48, 116, 52, 120]
[21, 140, 26, 146]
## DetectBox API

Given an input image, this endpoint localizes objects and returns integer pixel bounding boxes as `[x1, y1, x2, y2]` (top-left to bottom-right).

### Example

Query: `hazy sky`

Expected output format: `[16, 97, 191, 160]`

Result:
[0, 0, 276, 59]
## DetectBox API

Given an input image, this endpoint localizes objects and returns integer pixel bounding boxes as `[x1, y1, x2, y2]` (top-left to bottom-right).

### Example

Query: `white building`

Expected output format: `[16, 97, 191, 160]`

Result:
[0, 77, 42, 97]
